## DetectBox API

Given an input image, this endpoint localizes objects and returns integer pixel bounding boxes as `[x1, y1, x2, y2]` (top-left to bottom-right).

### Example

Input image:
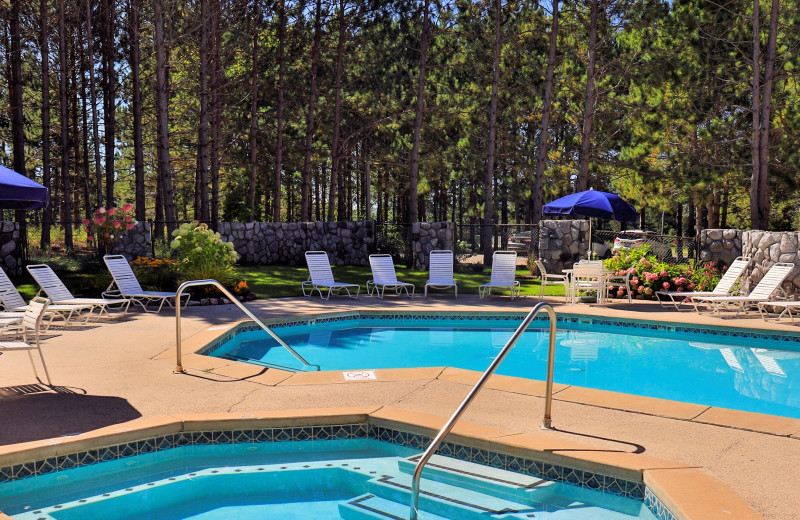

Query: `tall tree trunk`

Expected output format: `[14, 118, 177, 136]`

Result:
[300, 0, 322, 221]
[577, 0, 598, 192]
[408, 0, 430, 224]
[10, 0, 28, 252]
[363, 155, 370, 220]
[749, 0, 761, 229]
[129, 0, 145, 220]
[40, 0, 53, 248]
[752, 0, 779, 230]
[272, 0, 286, 222]
[482, 0, 501, 264]
[247, 1, 260, 223]
[102, 0, 115, 207]
[328, 0, 346, 221]
[86, 0, 103, 207]
[209, 0, 221, 228]
[532, 0, 558, 224]
[154, 0, 177, 232]
[195, 0, 210, 222]
[58, 0, 73, 249]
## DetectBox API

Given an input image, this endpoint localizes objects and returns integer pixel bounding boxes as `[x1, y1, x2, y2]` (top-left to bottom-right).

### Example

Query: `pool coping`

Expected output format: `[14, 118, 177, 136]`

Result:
[175, 311, 800, 438]
[0, 407, 764, 520]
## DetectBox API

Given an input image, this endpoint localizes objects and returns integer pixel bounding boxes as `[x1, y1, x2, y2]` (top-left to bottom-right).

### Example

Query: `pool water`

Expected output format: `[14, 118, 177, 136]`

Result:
[0, 439, 655, 520]
[208, 316, 800, 419]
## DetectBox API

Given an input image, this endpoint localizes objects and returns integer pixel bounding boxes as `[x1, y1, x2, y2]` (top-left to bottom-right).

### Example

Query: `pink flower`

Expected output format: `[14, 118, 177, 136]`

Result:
[617, 288, 625, 297]
[126, 223, 135, 230]
[688, 282, 696, 290]
[125, 215, 133, 222]
[81, 219, 90, 226]
[93, 216, 103, 225]
[662, 281, 670, 289]
[122, 204, 134, 213]
[96, 207, 106, 214]
[644, 287, 653, 296]
[104, 232, 110, 237]
[676, 287, 683, 292]
[630, 278, 639, 285]
[107, 207, 117, 216]
[113, 220, 122, 229]
[659, 270, 668, 277]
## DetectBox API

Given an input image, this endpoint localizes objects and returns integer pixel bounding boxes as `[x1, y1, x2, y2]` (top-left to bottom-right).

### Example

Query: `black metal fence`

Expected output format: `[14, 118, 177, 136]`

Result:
[593, 229, 698, 264]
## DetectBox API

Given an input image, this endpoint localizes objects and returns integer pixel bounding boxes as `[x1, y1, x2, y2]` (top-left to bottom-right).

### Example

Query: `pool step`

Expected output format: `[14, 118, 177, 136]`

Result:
[396, 454, 558, 504]
[339, 494, 452, 520]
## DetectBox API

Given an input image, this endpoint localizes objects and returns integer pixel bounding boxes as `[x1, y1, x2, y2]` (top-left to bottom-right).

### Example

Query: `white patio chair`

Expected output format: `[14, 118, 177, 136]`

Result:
[570, 261, 605, 304]
[0, 268, 91, 328]
[479, 251, 520, 299]
[27, 264, 131, 318]
[366, 254, 415, 298]
[757, 301, 800, 323]
[302, 251, 360, 300]
[534, 259, 568, 301]
[656, 256, 751, 310]
[103, 255, 189, 312]
[605, 270, 633, 304]
[692, 262, 795, 316]
[0, 297, 52, 385]
[424, 250, 457, 298]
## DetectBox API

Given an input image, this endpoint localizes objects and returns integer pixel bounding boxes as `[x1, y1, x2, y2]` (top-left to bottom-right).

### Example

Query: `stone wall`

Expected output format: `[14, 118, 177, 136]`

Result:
[537, 220, 590, 274]
[411, 222, 455, 269]
[741, 230, 800, 295]
[0, 222, 22, 276]
[217, 221, 373, 266]
[112, 222, 152, 259]
[699, 229, 743, 268]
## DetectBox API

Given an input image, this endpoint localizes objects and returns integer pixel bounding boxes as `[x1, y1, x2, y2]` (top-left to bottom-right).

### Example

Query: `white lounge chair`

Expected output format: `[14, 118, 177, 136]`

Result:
[534, 259, 568, 301]
[757, 301, 800, 323]
[479, 251, 520, 299]
[367, 254, 415, 298]
[0, 268, 91, 327]
[302, 251, 360, 300]
[103, 255, 189, 312]
[656, 256, 751, 310]
[27, 264, 131, 318]
[692, 262, 795, 316]
[0, 297, 52, 385]
[424, 250, 457, 298]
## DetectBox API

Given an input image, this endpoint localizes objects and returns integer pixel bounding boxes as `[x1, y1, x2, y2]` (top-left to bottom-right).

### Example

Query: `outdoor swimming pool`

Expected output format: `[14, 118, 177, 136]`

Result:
[0, 434, 659, 519]
[204, 312, 800, 419]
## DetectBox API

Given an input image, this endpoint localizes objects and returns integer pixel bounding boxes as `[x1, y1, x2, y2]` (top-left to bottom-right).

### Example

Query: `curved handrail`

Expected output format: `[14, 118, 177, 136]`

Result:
[409, 302, 557, 520]
[174, 279, 317, 373]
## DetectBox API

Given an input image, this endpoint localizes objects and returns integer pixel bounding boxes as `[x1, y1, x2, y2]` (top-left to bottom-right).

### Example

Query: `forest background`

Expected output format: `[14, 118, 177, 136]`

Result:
[1, 0, 799, 253]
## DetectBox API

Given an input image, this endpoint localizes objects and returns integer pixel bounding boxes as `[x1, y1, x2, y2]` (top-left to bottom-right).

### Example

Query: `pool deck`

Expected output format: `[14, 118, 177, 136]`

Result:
[1, 295, 799, 519]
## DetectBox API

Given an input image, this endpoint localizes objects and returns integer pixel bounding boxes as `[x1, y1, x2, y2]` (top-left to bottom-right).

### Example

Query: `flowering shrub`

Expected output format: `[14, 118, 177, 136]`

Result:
[169, 222, 239, 285]
[130, 257, 180, 291]
[603, 245, 720, 300]
[82, 204, 136, 252]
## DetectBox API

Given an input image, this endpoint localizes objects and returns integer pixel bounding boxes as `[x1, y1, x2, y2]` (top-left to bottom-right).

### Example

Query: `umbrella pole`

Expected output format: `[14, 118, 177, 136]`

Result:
[587, 218, 592, 260]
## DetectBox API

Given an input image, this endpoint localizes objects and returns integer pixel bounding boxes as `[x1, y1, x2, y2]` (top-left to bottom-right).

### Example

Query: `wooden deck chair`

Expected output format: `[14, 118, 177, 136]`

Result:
[0, 268, 91, 327]
[366, 254, 415, 298]
[302, 251, 360, 300]
[479, 251, 520, 299]
[103, 255, 188, 313]
[424, 250, 457, 298]
[656, 256, 751, 310]
[27, 264, 131, 318]
[692, 262, 795, 316]
[0, 297, 53, 385]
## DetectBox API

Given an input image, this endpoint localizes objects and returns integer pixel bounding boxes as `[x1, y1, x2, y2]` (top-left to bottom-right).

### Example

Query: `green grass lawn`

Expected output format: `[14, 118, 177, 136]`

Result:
[234, 264, 565, 299]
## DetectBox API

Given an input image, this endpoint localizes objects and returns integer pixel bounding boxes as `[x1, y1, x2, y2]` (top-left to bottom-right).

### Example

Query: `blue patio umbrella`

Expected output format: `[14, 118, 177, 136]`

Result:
[0, 165, 49, 210]
[542, 189, 637, 222]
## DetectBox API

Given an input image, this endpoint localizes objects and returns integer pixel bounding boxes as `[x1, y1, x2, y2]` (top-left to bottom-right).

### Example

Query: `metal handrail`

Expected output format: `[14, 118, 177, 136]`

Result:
[409, 302, 557, 520]
[174, 279, 316, 373]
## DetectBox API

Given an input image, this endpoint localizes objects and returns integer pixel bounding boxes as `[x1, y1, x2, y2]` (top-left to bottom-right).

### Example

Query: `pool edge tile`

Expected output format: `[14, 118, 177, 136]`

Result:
[554, 386, 709, 421]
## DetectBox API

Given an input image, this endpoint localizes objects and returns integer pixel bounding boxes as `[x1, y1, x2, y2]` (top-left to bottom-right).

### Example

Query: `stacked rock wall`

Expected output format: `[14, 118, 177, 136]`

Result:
[537, 220, 590, 274]
[411, 222, 454, 269]
[112, 222, 152, 259]
[217, 221, 373, 266]
[0, 222, 22, 276]
[699, 229, 743, 268]
[741, 230, 800, 295]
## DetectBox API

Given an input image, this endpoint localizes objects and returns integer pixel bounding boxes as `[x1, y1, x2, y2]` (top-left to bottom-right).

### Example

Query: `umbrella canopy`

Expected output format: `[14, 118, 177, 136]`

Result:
[0, 165, 49, 210]
[542, 189, 637, 222]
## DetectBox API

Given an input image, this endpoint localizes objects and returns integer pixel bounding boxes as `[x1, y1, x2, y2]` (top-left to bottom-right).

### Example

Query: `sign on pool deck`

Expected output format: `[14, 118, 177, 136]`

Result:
[343, 370, 376, 381]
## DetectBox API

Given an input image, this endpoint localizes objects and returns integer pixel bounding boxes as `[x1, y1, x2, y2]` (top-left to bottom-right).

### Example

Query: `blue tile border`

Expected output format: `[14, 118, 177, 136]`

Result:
[0, 423, 674, 519]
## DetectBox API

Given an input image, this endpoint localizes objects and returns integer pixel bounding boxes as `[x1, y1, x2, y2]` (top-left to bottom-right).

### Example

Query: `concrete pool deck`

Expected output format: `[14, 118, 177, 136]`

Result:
[1, 295, 798, 519]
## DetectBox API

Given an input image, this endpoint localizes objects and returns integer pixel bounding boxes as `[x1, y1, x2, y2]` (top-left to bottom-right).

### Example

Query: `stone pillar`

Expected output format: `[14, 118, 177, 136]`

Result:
[0, 222, 22, 276]
[741, 230, 800, 296]
[411, 221, 455, 269]
[699, 229, 743, 269]
[113, 221, 152, 259]
[537, 220, 589, 274]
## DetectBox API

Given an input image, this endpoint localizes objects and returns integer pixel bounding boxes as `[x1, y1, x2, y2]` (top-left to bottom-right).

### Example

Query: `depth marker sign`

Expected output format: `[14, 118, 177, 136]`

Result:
[343, 370, 376, 381]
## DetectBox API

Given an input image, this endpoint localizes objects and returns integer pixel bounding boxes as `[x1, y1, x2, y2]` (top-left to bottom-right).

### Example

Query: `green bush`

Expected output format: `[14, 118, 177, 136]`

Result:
[130, 257, 181, 291]
[170, 222, 239, 285]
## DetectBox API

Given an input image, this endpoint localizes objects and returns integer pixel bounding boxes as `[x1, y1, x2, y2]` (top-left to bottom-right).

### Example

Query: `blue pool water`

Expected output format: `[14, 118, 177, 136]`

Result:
[207, 315, 800, 419]
[0, 438, 656, 520]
